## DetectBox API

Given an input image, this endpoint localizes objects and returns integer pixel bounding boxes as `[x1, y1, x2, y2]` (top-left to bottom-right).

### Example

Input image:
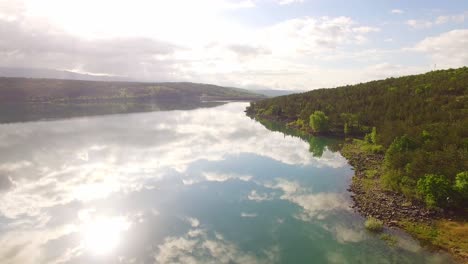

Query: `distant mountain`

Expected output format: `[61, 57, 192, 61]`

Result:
[0, 77, 265, 103]
[252, 89, 304, 97]
[0, 67, 132, 82]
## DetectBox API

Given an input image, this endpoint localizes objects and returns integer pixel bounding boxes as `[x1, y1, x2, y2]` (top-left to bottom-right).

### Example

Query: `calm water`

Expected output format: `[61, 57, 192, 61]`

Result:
[0, 102, 454, 263]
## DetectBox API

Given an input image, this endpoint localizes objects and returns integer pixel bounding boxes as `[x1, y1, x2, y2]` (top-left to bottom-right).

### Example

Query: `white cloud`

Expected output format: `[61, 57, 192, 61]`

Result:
[390, 9, 404, 14]
[406, 19, 433, 29]
[407, 11, 467, 30]
[278, 0, 304, 5]
[265, 178, 351, 220]
[412, 29, 468, 68]
[247, 190, 273, 202]
[203, 172, 253, 182]
[240, 212, 258, 218]
[435, 11, 467, 25]
[0, 0, 384, 89]
[155, 227, 278, 263]
[0, 103, 348, 219]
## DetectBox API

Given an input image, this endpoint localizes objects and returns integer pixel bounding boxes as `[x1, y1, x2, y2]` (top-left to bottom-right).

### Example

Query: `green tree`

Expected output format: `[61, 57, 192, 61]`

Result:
[371, 127, 377, 144]
[309, 111, 329, 133]
[454, 171, 468, 199]
[417, 174, 451, 207]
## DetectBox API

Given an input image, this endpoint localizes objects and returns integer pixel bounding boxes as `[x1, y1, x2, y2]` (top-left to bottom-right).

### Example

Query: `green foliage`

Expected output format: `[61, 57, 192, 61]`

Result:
[248, 67, 468, 209]
[309, 111, 329, 133]
[454, 171, 468, 198]
[380, 234, 398, 246]
[384, 135, 417, 171]
[371, 127, 377, 144]
[417, 174, 451, 207]
[365, 217, 383, 232]
[365, 169, 378, 178]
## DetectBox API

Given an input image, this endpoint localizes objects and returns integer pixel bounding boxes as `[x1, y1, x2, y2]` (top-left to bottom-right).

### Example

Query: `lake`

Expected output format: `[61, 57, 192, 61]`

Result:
[0, 102, 455, 263]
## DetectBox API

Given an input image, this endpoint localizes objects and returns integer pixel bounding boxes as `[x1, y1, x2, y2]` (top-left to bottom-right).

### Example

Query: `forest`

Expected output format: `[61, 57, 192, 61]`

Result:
[247, 67, 468, 209]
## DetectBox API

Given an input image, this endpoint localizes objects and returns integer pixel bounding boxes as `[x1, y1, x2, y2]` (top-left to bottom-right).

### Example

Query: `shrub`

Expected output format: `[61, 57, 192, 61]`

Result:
[417, 174, 451, 207]
[309, 111, 329, 132]
[365, 217, 383, 232]
[380, 233, 398, 246]
[454, 171, 468, 199]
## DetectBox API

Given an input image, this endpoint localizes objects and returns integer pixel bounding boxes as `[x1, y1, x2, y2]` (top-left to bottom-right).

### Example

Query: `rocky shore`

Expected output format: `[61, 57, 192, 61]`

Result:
[341, 144, 442, 225]
[341, 141, 467, 263]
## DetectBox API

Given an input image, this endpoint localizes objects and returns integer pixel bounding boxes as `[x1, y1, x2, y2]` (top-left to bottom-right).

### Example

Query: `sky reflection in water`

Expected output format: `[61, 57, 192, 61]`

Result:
[0, 102, 454, 263]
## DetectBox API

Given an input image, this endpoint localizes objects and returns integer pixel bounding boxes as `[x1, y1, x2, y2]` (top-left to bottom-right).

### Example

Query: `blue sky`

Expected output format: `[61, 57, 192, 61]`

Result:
[0, 0, 467, 90]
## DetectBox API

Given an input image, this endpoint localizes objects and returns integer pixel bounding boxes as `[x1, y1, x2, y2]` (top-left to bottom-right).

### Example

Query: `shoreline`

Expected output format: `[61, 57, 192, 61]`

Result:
[341, 139, 467, 263]
[249, 114, 467, 263]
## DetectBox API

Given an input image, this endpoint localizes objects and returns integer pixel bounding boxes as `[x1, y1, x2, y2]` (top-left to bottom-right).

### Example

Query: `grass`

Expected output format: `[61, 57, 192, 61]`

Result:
[365, 169, 378, 178]
[344, 139, 467, 262]
[380, 233, 398, 246]
[401, 219, 468, 261]
[365, 217, 384, 232]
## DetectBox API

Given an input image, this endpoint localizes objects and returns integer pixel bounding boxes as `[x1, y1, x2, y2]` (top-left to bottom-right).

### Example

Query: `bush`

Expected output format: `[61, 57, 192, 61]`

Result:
[417, 174, 451, 207]
[454, 171, 468, 199]
[365, 217, 383, 232]
[309, 111, 329, 132]
[380, 233, 398, 246]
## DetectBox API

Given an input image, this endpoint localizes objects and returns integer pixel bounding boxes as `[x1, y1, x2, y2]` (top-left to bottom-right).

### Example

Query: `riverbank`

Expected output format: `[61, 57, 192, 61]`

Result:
[341, 139, 468, 263]
[248, 114, 468, 262]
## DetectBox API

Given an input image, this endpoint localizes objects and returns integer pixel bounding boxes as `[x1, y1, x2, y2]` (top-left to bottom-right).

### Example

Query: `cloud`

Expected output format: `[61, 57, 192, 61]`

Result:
[390, 9, 404, 14]
[0, 17, 178, 80]
[0, 174, 13, 192]
[406, 11, 467, 30]
[265, 178, 351, 220]
[277, 0, 304, 5]
[406, 19, 433, 29]
[412, 29, 468, 68]
[240, 212, 257, 218]
[202, 172, 253, 182]
[0, 0, 383, 90]
[0, 103, 347, 219]
[155, 227, 278, 263]
[247, 190, 273, 202]
[228, 44, 271, 58]
[435, 11, 467, 25]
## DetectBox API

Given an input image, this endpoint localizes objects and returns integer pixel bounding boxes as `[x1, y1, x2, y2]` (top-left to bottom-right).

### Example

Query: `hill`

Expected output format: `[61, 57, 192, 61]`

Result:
[252, 89, 304, 97]
[0, 77, 265, 103]
[0, 67, 133, 82]
[247, 67, 468, 261]
[247, 67, 467, 209]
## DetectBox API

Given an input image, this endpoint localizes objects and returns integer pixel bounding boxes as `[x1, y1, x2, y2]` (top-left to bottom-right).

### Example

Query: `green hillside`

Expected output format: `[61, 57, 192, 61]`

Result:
[0, 78, 265, 103]
[247, 67, 468, 209]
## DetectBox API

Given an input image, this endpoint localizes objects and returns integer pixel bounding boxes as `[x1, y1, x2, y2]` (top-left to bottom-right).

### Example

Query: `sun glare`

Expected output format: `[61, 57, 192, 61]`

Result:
[81, 216, 130, 255]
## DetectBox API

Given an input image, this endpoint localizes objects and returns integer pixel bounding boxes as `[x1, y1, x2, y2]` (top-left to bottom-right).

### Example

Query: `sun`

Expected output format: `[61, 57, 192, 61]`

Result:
[81, 216, 130, 255]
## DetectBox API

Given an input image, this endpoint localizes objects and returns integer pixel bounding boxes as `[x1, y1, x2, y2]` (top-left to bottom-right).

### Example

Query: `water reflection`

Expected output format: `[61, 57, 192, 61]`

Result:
[0, 102, 455, 263]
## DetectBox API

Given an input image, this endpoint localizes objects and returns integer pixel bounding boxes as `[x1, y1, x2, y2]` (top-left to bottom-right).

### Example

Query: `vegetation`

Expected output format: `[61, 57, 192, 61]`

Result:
[247, 67, 468, 210]
[380, 233, 398, 246]
[365, 217, 384, 232]
[309, 111, 329, 132]
[401, 220, 468, 261]
[0, 77, 265, 103]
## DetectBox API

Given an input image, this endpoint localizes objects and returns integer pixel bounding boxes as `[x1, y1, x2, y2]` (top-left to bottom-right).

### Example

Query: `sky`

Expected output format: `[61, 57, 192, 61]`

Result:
[0, 0, 467, 90]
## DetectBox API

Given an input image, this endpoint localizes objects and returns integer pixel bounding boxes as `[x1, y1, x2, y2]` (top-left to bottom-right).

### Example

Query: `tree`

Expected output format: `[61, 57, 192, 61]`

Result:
[309, 111, 329, 133]
[417, 174, 451, 207]
[454, 171, 468, 199]
[371, 127, 377, 144]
